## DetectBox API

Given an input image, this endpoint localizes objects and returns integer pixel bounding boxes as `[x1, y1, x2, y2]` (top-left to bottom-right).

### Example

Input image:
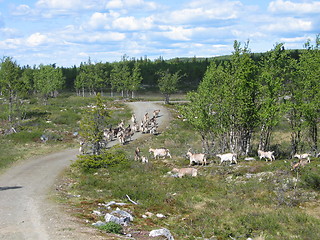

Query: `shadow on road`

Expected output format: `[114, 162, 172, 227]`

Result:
[0, 186, 23, 191]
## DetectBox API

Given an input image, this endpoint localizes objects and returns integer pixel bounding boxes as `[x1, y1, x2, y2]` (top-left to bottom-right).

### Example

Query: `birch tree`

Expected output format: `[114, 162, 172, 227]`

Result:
[157, 69, 184, 104]
[130, 62, 143, 98]
[79, 93, 109, 155]
[0, 57, 22, 123]
[298, 35, 320, 154]
[257, 43, 288, 151]
[34, 64, 64, 104]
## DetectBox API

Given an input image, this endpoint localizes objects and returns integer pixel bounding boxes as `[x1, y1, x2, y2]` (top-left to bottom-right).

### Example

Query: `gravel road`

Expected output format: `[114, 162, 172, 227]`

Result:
[0, 101, 170, 240]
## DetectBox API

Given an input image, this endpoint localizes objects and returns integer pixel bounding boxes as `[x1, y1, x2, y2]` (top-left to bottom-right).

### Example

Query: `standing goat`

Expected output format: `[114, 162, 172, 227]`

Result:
[153, 109, 160, 118]
[216, 153, 237, 165]
[149, 148, 172, 159]
[258, 150, 275, 161]
[293, 153, 311, 163]
[186, 149, 206, 166]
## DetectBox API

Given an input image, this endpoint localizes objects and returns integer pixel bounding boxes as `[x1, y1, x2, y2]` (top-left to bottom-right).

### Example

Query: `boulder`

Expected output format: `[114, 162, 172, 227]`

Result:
[149, 228, 174, 240]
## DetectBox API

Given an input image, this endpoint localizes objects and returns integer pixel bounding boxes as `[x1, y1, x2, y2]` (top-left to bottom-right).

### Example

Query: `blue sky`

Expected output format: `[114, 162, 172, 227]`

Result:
[0, 0, 319, 67]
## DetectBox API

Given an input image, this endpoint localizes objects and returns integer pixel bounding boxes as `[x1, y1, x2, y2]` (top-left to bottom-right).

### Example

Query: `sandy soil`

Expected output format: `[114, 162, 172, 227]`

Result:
[0, 101, 170, 240]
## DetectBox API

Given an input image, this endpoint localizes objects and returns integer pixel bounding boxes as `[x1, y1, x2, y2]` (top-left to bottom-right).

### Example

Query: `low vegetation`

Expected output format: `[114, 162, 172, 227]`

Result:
[0, 94, 130, 171]
[62, 102, 320, 240]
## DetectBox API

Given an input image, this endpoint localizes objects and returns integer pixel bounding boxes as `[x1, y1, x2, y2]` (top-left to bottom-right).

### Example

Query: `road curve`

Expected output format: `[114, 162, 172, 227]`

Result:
[0, 101, 170, 240]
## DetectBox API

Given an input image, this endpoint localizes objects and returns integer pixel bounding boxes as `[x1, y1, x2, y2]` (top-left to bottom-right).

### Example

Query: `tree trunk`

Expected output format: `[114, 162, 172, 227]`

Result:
[164, 94, 170, 104]
[309, 122, 318, 155]
[8, 91, 13, 122]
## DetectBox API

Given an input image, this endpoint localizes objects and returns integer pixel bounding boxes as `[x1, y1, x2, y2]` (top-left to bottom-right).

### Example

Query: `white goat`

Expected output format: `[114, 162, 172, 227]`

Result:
[141, 156, 149, 163]
[153, 109, 160, 118]
[258, 150, 275, 161]
[131, 114, 137, 124]
[291, 159, 310, 171]
[293, 153, 311, 163]
[79, 141, 85, 154]
[216, 153, 237, 165]
[172, 168, 198, 178]
[149, 148, 172, 159]
[187, 149, 206, 166]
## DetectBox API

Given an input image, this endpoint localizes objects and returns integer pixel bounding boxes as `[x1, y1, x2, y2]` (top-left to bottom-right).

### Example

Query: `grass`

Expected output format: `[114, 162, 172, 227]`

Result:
[1, 94, 320, 239]
[63, 102, 320, 239]
[0, 94, 131, 171]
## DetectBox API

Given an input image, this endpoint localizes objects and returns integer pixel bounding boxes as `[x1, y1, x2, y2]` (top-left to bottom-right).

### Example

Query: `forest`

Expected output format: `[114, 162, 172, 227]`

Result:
[0, 36, 319, 158]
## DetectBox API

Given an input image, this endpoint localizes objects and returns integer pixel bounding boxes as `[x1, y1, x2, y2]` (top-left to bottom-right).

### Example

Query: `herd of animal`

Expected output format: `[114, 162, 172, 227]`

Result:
[134, 146, 314, 177]
[79, 107, 315, 175]
[79, 109, 161, 154]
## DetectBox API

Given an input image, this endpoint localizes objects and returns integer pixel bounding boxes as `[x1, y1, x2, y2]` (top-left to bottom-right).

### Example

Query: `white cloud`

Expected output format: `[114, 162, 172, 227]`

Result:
[87, 12, 113, 30]
[261, 17, 313, 32]
[106, 0, 158, 10]
[106, 0, 123, 9]
[112, 16, 154, 31]
[0, 38, 22, 49]
[280, 36, 310, 43]
[36, 0, 95, 9]
[26, 32, 50, 47]
[269, 0, 320, 14]
[0, 28, 19, 38]
[158, 26, 194, 41]
[69, 32, 126, 43]
[158, 0, 242, 25]
[12, 4, 34, 16]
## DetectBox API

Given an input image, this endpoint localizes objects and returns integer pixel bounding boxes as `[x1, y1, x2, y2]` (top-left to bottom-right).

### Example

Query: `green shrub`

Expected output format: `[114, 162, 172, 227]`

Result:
[97, 222, 122, 234]
[51, 111, 81, 125]
[5, 130, 43, 143]
[301, 172, 320, 190]
[72, 149, 129, 171]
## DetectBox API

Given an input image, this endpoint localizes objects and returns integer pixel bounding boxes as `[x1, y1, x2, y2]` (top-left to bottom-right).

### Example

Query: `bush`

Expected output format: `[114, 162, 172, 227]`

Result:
[301, 172, 320, 190]
[72, 149, 129, 171]
[5, 130, 43, 143]
[97, 222, 122, 234]
[51, 111, 81, 125]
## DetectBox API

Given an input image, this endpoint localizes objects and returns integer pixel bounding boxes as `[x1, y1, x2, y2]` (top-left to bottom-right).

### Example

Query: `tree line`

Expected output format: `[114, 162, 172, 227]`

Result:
[0, 36, 319, 156]
[0, 54, 189, 126]
[182, 35, 320, 158]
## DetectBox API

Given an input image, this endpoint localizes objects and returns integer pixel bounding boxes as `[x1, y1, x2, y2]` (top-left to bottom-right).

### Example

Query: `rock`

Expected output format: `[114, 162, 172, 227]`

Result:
[156, 213, 165, 218]
[149, 228, 174, 240]
[244, 157, 255, 161]
[105, 213, 126, 225]
[111, 208, 134, 222]
[92, 221, 106, 227]
[105, 209, 133, 226]
[101, 201, 127, 208]
[145, 212, 154, 217]
[92, 210, 103, 216]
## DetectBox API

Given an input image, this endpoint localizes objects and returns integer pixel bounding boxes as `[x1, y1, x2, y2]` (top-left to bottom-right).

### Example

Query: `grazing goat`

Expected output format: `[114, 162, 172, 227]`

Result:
[141, 156, 148, 163]
[216, 153, 237, 165]
[172, 168, 198, 178]
[134, 147, 141, 161]
[293, 153, 311, 163]
[149, 148, 172, 159]
[291, 159, 310, 171]
[187, 149, 206, 166]
[258, 150, 275, 161]
[153, 109, 160, 118]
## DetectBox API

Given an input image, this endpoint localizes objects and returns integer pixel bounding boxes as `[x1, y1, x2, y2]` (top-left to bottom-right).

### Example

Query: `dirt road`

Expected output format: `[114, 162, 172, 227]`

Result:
[0, 101, 170, 240]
